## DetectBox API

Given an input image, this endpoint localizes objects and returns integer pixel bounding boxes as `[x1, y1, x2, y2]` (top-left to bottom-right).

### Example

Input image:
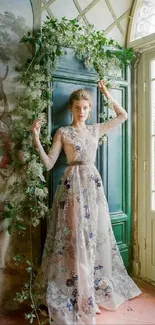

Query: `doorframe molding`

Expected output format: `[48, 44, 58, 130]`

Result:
[137, 50, 147, 278]
[132, 50, 147, 278]
[132, 47, 155, 278]
[131, 52, 142, 276]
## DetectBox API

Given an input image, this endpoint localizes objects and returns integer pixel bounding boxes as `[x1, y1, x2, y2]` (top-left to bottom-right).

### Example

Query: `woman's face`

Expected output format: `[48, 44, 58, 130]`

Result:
[0, 99, 4, 117]
[71, 99, 90, 123]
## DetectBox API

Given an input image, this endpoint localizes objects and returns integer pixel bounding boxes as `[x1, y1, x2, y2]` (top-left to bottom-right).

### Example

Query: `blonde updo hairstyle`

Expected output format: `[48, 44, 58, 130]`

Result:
[68, 89, 92, 109]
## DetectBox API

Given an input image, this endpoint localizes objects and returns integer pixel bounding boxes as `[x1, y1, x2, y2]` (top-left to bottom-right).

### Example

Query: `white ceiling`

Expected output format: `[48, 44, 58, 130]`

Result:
[41, 0, 135, 46]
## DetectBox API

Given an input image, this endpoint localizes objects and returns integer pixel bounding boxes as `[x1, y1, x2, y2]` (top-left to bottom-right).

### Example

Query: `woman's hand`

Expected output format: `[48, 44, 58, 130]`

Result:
[98, 80, 110, 98]
[31, 119, 42, 139]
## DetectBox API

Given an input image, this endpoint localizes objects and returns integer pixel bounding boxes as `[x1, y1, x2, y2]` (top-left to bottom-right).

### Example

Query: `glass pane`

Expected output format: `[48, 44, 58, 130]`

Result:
[152, 192, 155, 210]
[151, 80, 155, 134]
[151, 60, 155, 79]
[131, 0, 155, 41]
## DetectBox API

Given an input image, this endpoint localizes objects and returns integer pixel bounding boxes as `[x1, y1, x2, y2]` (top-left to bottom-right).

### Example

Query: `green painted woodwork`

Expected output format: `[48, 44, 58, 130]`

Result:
[48, 48, 131, 270]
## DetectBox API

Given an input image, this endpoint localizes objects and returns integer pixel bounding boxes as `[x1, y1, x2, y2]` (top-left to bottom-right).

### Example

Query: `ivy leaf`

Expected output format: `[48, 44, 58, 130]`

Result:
[4, 210, 12, 218]
[26, 266, 33, 273]
[24, 282, 30, 289]
[7, 203, 13, 210]
[25, 312, 36, 323]
[8, 225, 13, 235]
[20, 35, 34, 44]
[35, 42, 41, 55]
[70, 19, 77, 25]
[44, 90, 51, 100]
[13, 254, 26, 262]
[56, 48, 62, 56]
[15, 222, 26, 231]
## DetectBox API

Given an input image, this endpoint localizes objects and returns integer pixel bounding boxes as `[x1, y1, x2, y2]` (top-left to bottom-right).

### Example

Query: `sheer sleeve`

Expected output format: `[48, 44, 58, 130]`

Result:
[95, 96, 128, 138]
[47, 128, 62, 171]
[95, 115, 126, 139]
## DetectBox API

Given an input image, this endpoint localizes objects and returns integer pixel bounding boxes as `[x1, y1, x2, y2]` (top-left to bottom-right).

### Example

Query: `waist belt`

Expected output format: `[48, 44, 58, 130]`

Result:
[68, 161, 95, 166]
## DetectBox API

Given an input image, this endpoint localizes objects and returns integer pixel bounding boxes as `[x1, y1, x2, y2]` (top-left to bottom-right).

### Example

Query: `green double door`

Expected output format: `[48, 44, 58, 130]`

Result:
[48, 48, 131, 270]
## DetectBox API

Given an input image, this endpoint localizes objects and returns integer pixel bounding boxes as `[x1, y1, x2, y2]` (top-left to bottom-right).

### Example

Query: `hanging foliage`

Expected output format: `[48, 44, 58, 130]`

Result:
[3, 17, 135, 324]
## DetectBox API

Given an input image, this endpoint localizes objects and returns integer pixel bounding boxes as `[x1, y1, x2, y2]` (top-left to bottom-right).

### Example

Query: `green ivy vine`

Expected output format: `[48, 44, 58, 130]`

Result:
[3, 17, 135, 324]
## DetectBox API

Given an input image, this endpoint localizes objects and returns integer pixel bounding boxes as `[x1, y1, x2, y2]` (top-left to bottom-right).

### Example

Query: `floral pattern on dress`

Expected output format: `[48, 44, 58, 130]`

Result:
[33, 124, 141, 324]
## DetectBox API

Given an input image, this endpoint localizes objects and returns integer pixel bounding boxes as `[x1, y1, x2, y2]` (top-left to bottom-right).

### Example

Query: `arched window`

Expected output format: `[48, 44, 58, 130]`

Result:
[128, 0, 155, 48]
[131, 0, 155, 41]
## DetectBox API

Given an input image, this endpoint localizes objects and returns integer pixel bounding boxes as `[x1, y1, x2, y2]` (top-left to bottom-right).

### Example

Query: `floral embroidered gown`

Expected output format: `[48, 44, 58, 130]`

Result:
[34, 118, 141, 325]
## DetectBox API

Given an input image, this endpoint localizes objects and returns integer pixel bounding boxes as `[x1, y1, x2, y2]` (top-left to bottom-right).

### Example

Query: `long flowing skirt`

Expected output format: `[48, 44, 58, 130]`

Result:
[34, 165, 141, 324]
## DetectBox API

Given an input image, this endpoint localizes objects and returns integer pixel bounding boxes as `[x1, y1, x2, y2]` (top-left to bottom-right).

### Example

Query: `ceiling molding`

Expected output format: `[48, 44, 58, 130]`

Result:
[76, 0, 101, 19]
[72, 0, 89, 25]
[41, 0, 55, 18]
[104, 9, 131, 34]
[104, 0, 124, 36]
[41, 0, 135, 46]
[41, 0, 56, 11]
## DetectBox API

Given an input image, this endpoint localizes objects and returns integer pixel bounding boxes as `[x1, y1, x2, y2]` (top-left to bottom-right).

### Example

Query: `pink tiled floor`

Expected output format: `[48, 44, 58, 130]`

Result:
[97, 279, 155, 325]
[0, 279, 155, 325]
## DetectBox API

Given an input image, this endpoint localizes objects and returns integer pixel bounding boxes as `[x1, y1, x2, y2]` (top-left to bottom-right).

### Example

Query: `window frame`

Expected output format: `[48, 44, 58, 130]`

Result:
[127, 0, 155, 50]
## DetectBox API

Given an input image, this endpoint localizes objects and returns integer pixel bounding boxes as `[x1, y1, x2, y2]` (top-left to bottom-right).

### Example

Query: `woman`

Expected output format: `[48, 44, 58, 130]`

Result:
[32, 80, 141, 325]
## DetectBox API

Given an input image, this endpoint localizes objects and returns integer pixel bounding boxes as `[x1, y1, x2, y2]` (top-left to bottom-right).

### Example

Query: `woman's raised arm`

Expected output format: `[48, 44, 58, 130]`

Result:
[96, 80, 128, 137]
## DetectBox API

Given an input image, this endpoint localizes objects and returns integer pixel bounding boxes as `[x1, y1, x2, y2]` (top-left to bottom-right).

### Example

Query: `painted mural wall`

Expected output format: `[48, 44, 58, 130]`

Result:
[0, 0, 34, 312]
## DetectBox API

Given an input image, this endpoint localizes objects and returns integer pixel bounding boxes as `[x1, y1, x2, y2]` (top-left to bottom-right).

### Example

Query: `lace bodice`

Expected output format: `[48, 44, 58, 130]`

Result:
[47, 117, 125, 171]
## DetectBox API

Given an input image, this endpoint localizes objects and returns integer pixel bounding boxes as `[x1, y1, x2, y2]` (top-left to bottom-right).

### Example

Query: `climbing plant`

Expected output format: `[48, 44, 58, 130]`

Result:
[3, 17, 135, 324]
